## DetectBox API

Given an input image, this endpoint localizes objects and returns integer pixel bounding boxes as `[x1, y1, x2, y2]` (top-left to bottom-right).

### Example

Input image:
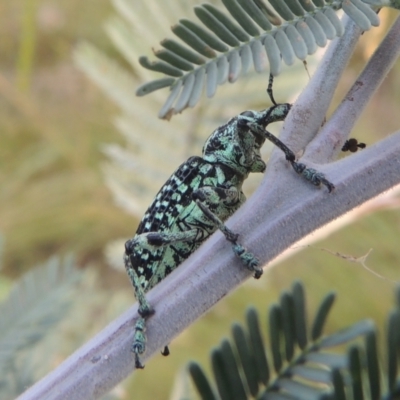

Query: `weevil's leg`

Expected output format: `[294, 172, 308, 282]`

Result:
[124, 248, 154, 318]
[193, 185, 244, 207]
[124, 230, 201, 368]
[249, 123, 335, 192]
[193, 197, 263, 279]
[289, 160, 334, 192]
[291, 163, 335, 192]
[267, 73, 277, 106]
[249, 122, 297, 162]
[123, 251, 153, 369]
[132, 317, 170, 367]
[135, 230, 199, 248]
[263, 126, 335, 191]
[132, 315, 146, 368]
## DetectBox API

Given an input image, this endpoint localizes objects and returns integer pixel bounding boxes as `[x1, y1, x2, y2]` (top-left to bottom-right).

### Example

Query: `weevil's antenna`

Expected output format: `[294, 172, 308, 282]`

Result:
[267, 73, 277, 106]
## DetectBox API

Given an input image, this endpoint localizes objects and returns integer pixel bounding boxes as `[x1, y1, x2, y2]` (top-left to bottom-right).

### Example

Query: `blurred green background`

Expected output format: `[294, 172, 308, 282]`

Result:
[0, 1, 399, 399]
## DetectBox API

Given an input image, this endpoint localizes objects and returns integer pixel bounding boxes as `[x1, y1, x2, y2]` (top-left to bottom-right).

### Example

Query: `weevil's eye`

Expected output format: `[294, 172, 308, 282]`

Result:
[238, 110, 255, 129]
[240, 110, 255, 118]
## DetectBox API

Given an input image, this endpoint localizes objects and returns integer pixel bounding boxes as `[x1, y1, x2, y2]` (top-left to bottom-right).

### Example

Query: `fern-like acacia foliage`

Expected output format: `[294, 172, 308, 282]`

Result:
[188, 281, 400, 400]
[136, 0, 399, 119]
[0, 255, 81, 398]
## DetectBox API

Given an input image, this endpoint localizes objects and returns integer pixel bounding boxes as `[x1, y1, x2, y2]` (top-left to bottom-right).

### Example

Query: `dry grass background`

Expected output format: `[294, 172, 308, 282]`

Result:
[0, 1, 399, 399]
[0, 1, 135, 277]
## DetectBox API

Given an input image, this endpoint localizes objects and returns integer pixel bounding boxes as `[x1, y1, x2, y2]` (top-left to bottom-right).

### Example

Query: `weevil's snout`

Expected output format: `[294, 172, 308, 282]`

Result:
[258, 103, 292, 127]
[238, 103, 292, 130]
[272, 102, 292, 121]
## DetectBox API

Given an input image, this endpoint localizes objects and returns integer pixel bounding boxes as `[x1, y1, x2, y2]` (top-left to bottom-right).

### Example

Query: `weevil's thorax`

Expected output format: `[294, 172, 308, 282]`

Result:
[202, 116, 266, 178]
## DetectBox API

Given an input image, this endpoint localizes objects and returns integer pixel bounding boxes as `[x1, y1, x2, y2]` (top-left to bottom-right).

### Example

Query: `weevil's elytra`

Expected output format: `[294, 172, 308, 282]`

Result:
[124, 79, 334, 369]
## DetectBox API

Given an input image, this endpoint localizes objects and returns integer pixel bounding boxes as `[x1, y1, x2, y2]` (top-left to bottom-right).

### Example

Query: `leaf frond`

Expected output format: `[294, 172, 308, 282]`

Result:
[134, 0, 394, 118]
[187, 280, 395, 400]
[0, 255, 81, 384]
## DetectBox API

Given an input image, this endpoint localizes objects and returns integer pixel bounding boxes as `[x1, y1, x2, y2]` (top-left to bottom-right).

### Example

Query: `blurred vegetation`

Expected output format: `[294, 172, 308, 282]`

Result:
[0, 255, 81, 398]
[0, 0, 133, 276]
[0, 1, 399, 399]
[185, 282, 400, 400]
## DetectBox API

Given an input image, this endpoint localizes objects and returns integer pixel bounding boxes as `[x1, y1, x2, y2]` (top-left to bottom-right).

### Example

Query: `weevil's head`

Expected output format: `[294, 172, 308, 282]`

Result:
[202, 103, 291, 176]
[202, 117, 263, 176]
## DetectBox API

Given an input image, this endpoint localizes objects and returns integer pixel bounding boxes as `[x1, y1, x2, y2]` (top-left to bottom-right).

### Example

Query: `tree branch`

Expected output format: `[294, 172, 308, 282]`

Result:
[18, 15, 400, 400]
[283, 15, 362, 152]
[308, 14, 400, 162]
